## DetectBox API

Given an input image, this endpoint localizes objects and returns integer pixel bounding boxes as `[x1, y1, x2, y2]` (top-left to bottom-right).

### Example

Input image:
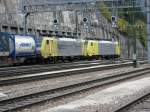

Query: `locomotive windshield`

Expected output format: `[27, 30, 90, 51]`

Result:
[0, 34, 9, 52]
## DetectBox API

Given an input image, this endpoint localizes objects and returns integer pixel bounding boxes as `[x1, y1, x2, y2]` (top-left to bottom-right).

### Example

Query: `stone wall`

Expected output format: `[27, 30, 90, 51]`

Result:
[0, 0, 147, 59]
[0, 0, 113, 39]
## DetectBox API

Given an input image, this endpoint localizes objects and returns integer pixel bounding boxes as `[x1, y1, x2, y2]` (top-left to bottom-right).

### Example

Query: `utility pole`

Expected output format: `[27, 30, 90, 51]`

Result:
[111, 0, 117, 39]
[146, 0, 150, 63]
[24, 13, 30, 34]
[23, 6, 30, 34]
[75, 10, 78, 35]
[83, 10, 89, 39]
[132, 2, 137, 68]
[132, 28, 137, 67]
[127, 36, 130, 58]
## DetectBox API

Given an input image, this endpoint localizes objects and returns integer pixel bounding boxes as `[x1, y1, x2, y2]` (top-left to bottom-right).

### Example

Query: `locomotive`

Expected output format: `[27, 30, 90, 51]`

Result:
[0, 32, 121, 65]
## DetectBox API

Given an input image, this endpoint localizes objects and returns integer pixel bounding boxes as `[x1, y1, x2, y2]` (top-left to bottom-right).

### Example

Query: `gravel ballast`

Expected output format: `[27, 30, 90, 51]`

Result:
[41, 72, 150, 112]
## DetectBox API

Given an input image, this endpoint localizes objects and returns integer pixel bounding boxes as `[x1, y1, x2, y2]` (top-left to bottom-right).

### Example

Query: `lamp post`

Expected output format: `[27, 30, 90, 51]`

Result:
[132, 27, 137, 68]
[146, 0, 150, 63]
[132, 2, 137, 68]
[23, 6, 30, 34]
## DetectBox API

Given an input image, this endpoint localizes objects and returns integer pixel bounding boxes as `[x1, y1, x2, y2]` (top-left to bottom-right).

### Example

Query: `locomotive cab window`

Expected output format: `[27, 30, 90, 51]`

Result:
[46, 40, 49, 45]
[91, 42, 93, 46]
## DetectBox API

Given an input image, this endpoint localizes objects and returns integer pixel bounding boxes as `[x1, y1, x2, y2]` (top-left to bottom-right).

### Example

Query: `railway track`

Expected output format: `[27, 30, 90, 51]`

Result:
[0, 59, 113, 70]
[0, 59, 124, 77]
[0, 63, 150, 112]
[114, 89, 150, 112]
[0, 59, 146, 78]
[0, 59, 141, 76]
[0, 60, 147, 86]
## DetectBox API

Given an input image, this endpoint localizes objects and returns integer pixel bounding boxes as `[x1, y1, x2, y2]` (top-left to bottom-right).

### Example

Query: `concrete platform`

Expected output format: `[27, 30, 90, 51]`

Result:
[42, 75, 150, 112]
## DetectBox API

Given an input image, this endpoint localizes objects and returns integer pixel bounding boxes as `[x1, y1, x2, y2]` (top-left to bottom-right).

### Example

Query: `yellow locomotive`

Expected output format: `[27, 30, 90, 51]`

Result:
[41, 36, 121, 60]
[0, 32, 120, 65]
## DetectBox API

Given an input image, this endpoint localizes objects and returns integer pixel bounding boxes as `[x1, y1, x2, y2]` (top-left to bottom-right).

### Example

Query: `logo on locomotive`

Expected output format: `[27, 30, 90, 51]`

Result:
[20, 43, 32, 47]
[19, 43, 34, 50]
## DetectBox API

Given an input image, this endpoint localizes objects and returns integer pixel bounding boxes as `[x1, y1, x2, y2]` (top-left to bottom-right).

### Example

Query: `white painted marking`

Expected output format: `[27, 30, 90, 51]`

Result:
[77, 63, 99, 66]
[90, 63, 100, 64]
[0, 93, 7, 98]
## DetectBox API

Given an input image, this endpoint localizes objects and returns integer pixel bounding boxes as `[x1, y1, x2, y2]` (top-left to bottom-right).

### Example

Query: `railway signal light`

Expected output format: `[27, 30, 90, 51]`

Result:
[112, 31, 115, 39]
[53, 19, 58, 25]
[111, 16, 117, 28]
[111, 16, 116, 22]
[83, 17, 88, 23]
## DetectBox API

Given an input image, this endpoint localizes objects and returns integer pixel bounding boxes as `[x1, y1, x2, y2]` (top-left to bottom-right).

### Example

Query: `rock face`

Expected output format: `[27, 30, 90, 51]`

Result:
[0, 0, 111, 38]
[0, 0, 22, 25]
[0, 0, 147, 59]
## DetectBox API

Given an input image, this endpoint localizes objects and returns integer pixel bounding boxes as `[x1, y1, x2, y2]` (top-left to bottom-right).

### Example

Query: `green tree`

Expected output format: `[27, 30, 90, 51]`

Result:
[97, 1, 147, 48]
[96, 2, 112, 21]
[117, 18, 128, 33]
[135, 20, 147, 47]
